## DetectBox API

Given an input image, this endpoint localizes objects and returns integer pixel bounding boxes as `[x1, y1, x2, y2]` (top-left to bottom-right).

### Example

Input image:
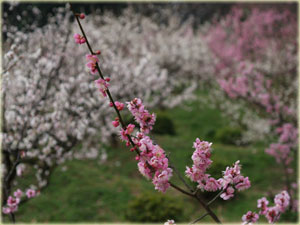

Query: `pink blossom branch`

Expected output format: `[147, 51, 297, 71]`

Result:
[70, 5, 222, 224]
[70, 5, 140, 156]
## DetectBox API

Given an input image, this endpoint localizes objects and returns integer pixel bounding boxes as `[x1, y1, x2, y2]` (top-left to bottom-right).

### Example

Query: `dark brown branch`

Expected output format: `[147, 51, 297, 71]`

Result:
[170, 164, 195, 193]
[194, 190, 222, 223]
[169, 182, 194, 197]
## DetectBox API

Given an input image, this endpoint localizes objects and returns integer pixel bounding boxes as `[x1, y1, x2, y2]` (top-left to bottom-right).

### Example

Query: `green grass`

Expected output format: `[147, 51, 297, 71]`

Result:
[6, 94, 296, 223]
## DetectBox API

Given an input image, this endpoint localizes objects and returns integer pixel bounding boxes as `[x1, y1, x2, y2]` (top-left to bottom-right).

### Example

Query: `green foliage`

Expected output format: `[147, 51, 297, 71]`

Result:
[215, 126, 242, 145]
[279, 210, 298, 222]
[204, 128, 216, 141]
[153, 112, 176, 135]
[125, 192, 186, 222]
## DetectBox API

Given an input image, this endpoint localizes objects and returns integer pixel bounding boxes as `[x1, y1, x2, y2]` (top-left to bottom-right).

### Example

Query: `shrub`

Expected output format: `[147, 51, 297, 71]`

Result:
[215, 127, 242, 145]
[125, 192, 186, 222]
[204, 128, 216, 141]
[152, 113, 176, 135]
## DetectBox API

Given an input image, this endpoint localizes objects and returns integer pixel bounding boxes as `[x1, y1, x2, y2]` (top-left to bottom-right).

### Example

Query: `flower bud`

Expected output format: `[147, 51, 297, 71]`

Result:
[79, 13, 85, 19]
[112, 120, 119, 127]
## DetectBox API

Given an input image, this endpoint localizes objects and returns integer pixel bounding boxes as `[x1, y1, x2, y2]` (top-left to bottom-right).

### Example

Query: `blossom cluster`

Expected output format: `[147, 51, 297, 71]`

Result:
[86, 54, 99, 74]
[94, 78, 110, 97]
[127, 98, 156, 134]
[73, 33, 86, 44]
[185, 139, 250, 199]
[219, 161, 251, 200]
[185, 139, 220, 192]
[241, 211, 259, 225]
[116, 98, 172, 192]
[2, 189, 38, 215]
[135, 134, 173, 192]
[242, 190, 290, 224]
[120, 124, 135, 144]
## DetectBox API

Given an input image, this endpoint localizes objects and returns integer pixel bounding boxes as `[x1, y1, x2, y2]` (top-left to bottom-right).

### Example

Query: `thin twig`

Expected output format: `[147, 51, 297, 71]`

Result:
[194, 189, 222, 224]
[207, 189, 224, 206]
[169, 182, 194, 197]
[10, 212, 16, 223]
[170, 164, 194, 193]
[189, 212, 209, 224]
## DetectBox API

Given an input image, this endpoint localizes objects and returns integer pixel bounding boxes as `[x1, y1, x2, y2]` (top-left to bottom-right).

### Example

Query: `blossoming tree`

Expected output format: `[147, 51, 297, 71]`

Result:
[2, 4, 212, 220]
[205, 4, 298, 211]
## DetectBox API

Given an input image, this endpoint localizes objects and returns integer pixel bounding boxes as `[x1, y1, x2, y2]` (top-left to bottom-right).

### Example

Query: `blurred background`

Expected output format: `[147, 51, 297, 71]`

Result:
[2, 1, 298, 223]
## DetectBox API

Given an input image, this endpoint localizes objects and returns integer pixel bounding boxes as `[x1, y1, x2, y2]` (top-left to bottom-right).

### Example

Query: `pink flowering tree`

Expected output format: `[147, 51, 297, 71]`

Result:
[205, 4, 298, 211]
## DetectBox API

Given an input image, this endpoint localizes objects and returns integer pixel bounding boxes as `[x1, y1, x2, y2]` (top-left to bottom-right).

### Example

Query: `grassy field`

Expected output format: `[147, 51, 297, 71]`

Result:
[7, 95, 296, 223]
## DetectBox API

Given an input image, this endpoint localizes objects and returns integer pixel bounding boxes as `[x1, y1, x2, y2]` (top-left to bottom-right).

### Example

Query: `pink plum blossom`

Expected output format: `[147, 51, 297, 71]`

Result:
[164, 219, 176, 225]
[127, 98, 156, 134]
[73, 33, 86, 44]
[2, 205, 18, 214]
[2, 207, 12, 214]
[257, 197, 269, 215]
[265, 206, 280, 223]
[7, 196, 20, 207]
[205, 177, 221, 192]
[235, 176, 251, 191]
[185, 138, 216, 189]
[220, 186, 235, 200]
[26, 189, 36, 198]
[219, 161, 251, 194]
[242, 211, 259, 225]
[120, 124, 135, 143]
[152, 168, 173, 192]
[94, 78, 109, 97]
[13, 189, 23, 199]
[133, 134, 172, 192]
[137, 161, 152, 180]
[114, 101, 124, 111]
[86, 54, 99, 74]
[274, 190, 290, 212]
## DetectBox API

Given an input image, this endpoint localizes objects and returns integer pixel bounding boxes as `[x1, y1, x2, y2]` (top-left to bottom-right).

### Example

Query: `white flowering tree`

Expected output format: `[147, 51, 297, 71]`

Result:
[2, 4, 213, 213]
